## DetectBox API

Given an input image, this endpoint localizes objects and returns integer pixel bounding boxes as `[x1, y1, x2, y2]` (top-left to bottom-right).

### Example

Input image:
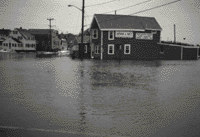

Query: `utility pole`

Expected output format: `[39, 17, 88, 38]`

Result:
[81, 0, 85, 61]
[47, 18, 54, 51]
[115, 10, 116, 15]
[174, 24, 176, 43]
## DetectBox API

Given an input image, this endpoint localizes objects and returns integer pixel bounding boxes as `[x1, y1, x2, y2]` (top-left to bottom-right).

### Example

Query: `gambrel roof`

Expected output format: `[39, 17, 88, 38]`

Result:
[92, 14, 162, 31]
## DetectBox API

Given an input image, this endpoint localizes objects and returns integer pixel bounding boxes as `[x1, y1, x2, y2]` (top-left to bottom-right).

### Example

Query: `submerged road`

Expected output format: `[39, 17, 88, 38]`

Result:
[0, 52, 200, 137]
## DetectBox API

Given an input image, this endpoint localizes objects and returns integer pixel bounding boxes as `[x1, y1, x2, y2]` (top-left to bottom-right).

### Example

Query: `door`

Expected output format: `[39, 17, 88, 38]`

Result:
[115, 44, 122, 61]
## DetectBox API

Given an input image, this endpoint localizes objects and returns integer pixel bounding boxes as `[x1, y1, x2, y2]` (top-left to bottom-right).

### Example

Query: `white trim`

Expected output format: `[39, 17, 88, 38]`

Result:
[108, 44, 114, 55]
[94, 16, 102, 30]
[145, 28, 162, 31]
[158, 43, 199, 48]
[101, 31, 103, 60]
[152, 31, 157, 34]
[101, 28, 145, 31]
[92, 29, 98, 39]
[84, 45, 87, 53]
[108, 31, 114, 40]
[124, 44, 131, 54]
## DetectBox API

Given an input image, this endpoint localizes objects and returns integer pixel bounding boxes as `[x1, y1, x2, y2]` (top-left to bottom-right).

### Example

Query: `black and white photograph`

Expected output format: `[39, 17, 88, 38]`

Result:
[0, 0, 200, 136]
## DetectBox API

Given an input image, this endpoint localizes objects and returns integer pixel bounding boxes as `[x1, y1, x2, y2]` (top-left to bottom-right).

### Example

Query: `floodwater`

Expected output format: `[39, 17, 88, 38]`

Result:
[0, 52, 200, 137]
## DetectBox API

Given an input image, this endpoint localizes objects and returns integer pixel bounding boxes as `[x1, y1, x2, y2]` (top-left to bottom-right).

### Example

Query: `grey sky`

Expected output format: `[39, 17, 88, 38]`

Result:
[0, 0, 199, 44]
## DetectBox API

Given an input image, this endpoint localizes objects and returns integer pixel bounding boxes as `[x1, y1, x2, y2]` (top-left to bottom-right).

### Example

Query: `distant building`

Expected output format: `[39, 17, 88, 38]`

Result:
[28, 29, 61, 51]
[71, 35, 91, 58]
[0, 28, 11, 50]
[0, 27, 36, 52]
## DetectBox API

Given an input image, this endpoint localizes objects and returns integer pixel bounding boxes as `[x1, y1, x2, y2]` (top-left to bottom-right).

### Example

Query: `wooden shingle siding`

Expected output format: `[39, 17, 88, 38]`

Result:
[182, 47, 198, 60]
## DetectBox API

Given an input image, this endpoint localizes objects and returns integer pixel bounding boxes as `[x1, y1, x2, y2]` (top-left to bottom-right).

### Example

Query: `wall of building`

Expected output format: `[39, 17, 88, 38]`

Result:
[182, 47, 199, 60]
[102, 30, 161, 60]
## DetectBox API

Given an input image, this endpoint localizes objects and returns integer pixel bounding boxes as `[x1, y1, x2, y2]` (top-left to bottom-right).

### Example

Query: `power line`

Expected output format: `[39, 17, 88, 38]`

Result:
[103, 0, 151, 14]
[130, 0, 181, 15]
[84, 0, 181, 27]
[85, 0, 118, 7]
[85, 0, 151, 18]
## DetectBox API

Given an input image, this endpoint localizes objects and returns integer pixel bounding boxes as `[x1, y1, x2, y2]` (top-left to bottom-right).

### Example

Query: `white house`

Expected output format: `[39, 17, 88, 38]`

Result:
[9, 27, 36, 52]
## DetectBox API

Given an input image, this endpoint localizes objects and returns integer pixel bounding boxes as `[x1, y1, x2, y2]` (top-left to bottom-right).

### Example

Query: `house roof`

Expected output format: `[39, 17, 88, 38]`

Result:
[28, 29, 55, 35]
[12, 38, 22, 43]
[0, 29, 11, 36]
[93, 14, 162, 31]
[75, 35, 90, 44]
[16, 28, 34, 38]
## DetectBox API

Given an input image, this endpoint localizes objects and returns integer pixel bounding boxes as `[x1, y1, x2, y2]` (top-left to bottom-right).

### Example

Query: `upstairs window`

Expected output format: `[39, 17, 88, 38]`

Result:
[124, 44, 131, 54]
[13, 31, 18, 34]
[108, 44, 114, 54]
[92, 29, 98, 39]
[108, 31, 114, 40]
[95, 45, 100, 54]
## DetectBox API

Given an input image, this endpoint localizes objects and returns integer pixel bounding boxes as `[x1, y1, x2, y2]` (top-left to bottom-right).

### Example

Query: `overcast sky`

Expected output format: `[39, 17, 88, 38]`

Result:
[0, 0, 199, 44]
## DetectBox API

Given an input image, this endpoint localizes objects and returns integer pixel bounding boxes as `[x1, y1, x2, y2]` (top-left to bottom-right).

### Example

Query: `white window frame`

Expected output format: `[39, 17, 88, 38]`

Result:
[92, 29, 98, 39]
[124, 44, 131, 54]
[108, 44, 114, 55]
[95, 45, 100, 54]
[108, 31, 114, 40]
[84, 45, 87, 53]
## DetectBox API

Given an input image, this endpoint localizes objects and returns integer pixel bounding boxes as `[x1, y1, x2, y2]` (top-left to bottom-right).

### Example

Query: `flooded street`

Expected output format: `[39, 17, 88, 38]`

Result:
[0, 52, 200, 137]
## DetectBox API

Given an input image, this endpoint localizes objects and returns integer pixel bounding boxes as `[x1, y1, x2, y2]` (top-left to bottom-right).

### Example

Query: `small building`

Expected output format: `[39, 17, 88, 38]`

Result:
[71, 35, 91, 59]
[28, 29, 61, 52]
[90, 14, 162, 60]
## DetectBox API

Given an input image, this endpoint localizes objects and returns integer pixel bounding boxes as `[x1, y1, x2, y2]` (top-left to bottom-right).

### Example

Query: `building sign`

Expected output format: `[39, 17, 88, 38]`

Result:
[115, 31, 133, 38]
[136, 33, 153, 40]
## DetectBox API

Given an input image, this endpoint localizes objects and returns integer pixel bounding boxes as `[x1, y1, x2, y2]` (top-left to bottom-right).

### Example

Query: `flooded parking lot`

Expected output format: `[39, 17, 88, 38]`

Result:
[0, 52, 200, 137]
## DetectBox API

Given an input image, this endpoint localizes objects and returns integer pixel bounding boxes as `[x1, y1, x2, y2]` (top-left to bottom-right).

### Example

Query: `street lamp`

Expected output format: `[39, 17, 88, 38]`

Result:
[68, 5, 82, 11]
[68, 0, 84, 61]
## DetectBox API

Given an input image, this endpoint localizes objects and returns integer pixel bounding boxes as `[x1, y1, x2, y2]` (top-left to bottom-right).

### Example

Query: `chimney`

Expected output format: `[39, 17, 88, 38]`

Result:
[20, 27, 22, 29]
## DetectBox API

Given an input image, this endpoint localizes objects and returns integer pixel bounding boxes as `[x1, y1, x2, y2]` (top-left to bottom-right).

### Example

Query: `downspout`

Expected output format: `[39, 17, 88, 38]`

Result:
[101, 31, 103, 60]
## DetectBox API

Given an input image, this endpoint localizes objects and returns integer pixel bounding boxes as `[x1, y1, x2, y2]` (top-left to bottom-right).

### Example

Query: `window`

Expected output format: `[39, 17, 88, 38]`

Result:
[13, 31, 18, 34]
[108, 31, 114, 40]
[124, 44, 131, 54]
[84, 45, 87, 53]
[92, 29, 98, 39]
[108, 44, 114, 54]
[95, 45, 100, 54]
[12, 43, 14, 47]
[0, 41, 2, 45]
